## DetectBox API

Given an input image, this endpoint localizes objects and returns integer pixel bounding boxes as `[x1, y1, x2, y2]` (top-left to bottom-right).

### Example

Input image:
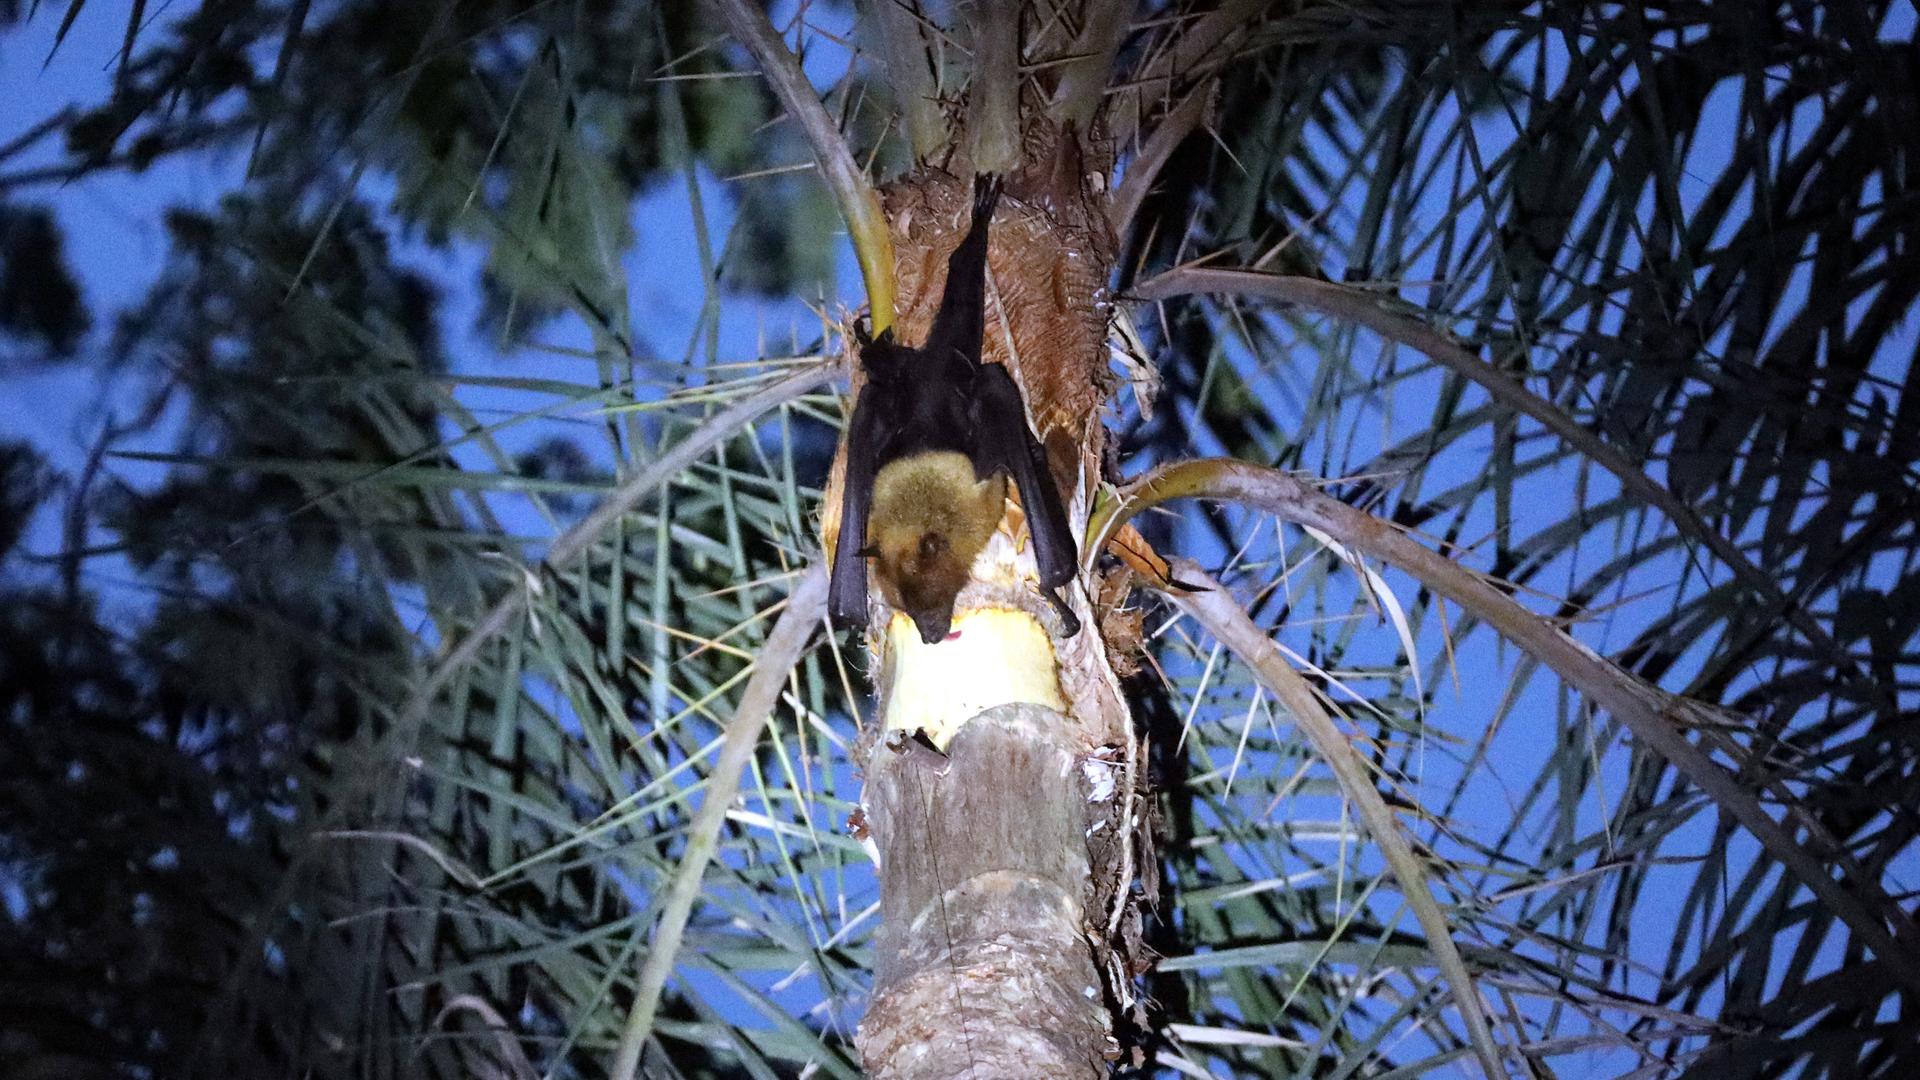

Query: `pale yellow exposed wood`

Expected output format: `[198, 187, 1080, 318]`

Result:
[879, 608, 1065, 750]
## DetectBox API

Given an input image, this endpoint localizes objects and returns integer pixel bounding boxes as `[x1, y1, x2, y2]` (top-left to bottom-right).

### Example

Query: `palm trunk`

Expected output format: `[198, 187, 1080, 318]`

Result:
[859, 705, 1109, 1077]
[851, 149, 1141, 1076]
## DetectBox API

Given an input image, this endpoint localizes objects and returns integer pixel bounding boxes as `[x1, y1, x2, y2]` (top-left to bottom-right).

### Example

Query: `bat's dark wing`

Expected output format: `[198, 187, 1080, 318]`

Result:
[829, 387, 884, 630]
[972, 362, 1080, 632]
[922, 178, 1001, 377]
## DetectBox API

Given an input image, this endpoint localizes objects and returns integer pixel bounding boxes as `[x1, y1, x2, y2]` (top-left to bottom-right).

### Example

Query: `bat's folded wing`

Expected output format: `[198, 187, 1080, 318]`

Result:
[828, 392, 883, 629]
[974, 362, 1078, 593]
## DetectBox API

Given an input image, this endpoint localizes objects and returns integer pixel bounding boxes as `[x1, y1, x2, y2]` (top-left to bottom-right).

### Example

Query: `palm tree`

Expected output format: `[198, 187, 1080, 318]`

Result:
[4, 0, 1915, 1076]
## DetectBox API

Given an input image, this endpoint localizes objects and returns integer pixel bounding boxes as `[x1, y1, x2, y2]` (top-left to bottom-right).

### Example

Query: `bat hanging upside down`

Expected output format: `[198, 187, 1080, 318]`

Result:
[828, 176, 1081, 644]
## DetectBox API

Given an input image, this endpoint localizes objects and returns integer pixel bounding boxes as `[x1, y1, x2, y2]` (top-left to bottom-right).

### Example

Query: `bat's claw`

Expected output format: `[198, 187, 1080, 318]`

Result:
[1042, 586, 1081, 638]
[850, 315, 895, 352]
[972, 173, 1004, 220]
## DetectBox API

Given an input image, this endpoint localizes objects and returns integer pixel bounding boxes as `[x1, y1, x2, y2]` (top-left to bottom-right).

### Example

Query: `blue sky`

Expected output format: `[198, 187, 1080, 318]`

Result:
[0, 2, 855, 583]
[2, 9, 235, 565]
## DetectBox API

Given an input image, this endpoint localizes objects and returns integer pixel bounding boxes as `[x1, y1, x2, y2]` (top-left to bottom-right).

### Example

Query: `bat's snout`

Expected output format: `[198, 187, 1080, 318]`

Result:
[910, 609, 954, 645]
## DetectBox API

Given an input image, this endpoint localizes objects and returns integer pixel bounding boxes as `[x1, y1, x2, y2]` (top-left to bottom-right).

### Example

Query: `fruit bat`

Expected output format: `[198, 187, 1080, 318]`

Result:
[828, 177, 1081, 644]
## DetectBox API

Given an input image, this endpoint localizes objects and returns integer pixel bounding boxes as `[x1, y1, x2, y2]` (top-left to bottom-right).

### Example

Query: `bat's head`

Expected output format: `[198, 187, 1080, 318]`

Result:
[871, 530, 971, 644]
[865, 453, 1007, 645]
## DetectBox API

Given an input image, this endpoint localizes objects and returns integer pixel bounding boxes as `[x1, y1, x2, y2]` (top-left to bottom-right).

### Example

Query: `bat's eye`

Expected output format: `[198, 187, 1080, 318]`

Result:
[855, 545, 879, 559]
[918, 532, 948, 560]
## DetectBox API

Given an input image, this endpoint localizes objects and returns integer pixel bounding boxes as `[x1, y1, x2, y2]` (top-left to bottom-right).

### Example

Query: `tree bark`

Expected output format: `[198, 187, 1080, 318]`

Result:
[857, 705, 1109, 1078]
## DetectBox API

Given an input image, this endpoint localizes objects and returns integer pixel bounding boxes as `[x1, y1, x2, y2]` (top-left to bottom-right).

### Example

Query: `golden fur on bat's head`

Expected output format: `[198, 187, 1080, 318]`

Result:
[863, 450, 1008, 644]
